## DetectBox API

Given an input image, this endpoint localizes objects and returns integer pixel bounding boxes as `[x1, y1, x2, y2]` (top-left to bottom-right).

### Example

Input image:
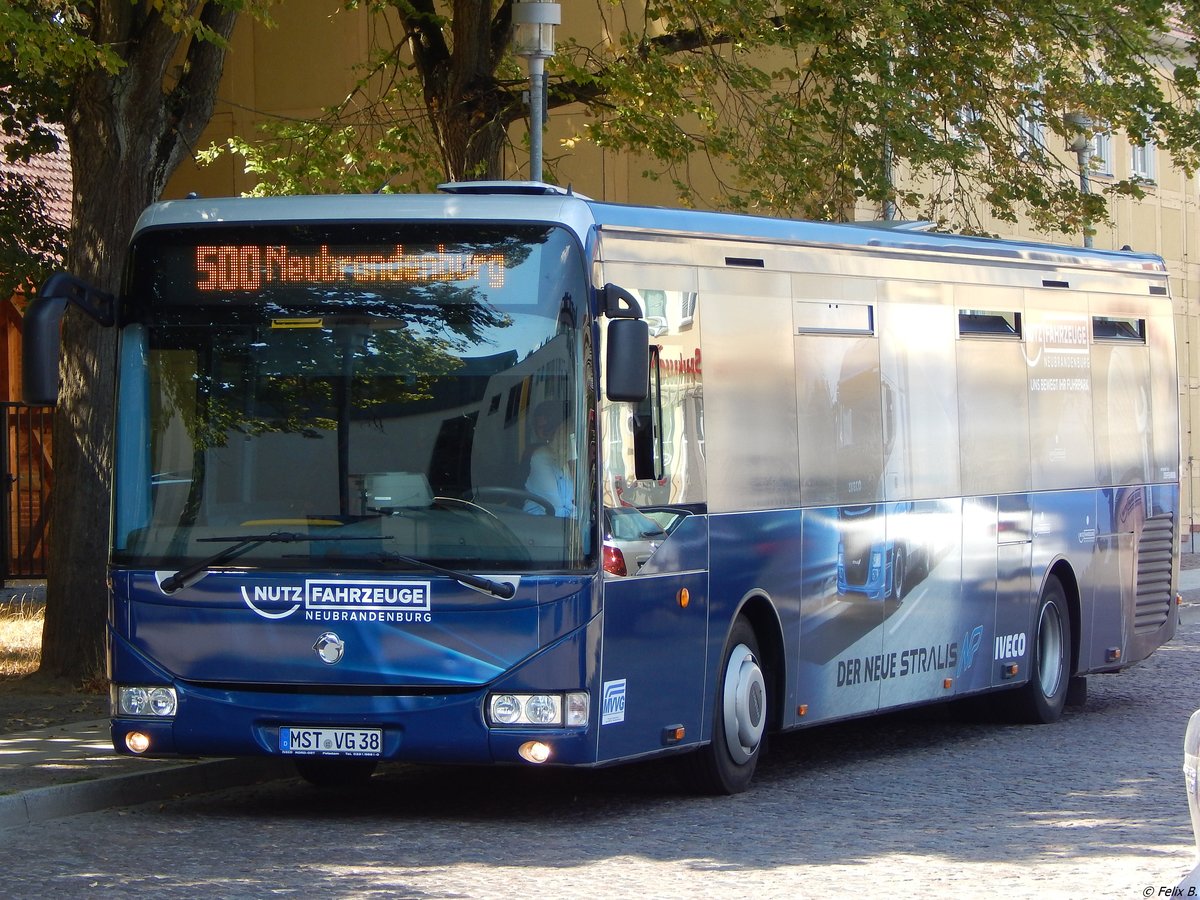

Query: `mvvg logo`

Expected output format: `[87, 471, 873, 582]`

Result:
[601, 679, 627, 725]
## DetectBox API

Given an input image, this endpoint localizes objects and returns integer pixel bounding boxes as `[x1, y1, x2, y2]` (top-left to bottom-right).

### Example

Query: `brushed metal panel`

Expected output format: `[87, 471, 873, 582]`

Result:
[1090, 342, 1152, 486]
[597, 233, 697, 267]
[877, 293, 960, 500]
[795, 334, 883, 506]
[957, 340, 1032, 496]
[702, 269, 801, 512]
[599, 261, 698, 293]
[1025, 292, 1095, 490]
[1148, 308, 1181, 482]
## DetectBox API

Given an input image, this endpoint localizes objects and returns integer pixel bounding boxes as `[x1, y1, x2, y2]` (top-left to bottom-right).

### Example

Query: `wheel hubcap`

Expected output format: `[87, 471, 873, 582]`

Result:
[722, 643, 766, 764]
[1037, 602, 1064, 698]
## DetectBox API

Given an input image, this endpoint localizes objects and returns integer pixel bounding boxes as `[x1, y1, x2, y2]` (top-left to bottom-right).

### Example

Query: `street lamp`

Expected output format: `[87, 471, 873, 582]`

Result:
[1064, 110, 1094, 248]
[512, 0, 560, 182]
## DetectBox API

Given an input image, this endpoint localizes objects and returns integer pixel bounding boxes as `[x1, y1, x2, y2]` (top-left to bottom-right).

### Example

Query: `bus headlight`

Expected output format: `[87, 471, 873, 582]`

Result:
[525, 694, 560, 724]
[487, 691, 589, 727]
[116, 685, 178, 718]
[490, 694, 523, 725]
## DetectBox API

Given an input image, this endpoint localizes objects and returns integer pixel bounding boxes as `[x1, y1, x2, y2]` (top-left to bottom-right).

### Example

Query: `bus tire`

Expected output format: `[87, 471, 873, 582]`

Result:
[682, 617, 767, 795]
[294, 757, 378, 788]
[1065, 675, 1088, 708]
[1009, 574, 1071, 724]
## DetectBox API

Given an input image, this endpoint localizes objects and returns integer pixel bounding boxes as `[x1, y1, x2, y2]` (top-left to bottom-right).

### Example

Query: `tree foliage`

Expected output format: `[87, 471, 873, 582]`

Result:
[0, 169, 67, 302]
[209, 0, 1200, 234]
[0, 1, 115, 298]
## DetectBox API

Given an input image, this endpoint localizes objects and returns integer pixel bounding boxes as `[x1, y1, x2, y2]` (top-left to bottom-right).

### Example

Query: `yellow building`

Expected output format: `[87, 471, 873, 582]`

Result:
[167, 1, 1200, 549]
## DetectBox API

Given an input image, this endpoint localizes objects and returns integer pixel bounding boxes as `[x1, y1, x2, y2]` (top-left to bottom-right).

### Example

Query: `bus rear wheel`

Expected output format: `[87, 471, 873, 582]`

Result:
[1007, 574, 1071, 724]
[682, 617, 767, 795]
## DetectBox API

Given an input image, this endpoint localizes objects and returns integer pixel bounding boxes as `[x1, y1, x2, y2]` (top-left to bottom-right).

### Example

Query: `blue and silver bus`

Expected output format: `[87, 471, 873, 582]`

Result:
[25, 183, 1180, 793]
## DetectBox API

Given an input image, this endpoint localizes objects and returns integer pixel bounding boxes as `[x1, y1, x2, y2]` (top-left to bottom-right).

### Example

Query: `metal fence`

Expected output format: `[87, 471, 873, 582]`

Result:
[1, 403, 53, 584]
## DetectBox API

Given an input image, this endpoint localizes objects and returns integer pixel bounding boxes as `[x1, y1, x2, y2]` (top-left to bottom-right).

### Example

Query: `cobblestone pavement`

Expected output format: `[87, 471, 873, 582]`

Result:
[2, 607, 1199, 898]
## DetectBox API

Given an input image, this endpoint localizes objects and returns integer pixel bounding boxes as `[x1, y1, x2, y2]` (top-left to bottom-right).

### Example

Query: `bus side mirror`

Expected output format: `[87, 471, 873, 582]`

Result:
[606, 319, 650, 402]
[602, 283, 649, 402]
[23, 272, 114, 406]
[603, 282, 641, 319]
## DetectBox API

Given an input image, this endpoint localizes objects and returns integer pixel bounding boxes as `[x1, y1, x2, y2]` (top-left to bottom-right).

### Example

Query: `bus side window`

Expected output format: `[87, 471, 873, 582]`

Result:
[632, 346, 664, 481]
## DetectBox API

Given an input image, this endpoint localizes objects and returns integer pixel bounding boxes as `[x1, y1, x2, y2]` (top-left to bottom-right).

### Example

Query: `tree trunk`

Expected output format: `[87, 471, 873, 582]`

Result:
[438, 102, 511, 182]
[38, 2, 238, 681]
[407, 0, 517, 181]
[38, 103, 154, 679]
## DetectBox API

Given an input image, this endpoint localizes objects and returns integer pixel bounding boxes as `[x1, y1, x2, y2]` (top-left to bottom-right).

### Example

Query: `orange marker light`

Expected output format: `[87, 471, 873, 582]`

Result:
[678, 588, 690, 609]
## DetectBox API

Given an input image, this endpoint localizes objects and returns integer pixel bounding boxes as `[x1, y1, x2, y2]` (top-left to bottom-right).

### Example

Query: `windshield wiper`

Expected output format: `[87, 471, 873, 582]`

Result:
[376, 552, 516, 600]
[159, 532, 377, 594]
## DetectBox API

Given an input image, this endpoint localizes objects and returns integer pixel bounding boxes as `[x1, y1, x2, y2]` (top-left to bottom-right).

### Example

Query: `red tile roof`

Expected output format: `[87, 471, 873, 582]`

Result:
[0, 123, 72, 229]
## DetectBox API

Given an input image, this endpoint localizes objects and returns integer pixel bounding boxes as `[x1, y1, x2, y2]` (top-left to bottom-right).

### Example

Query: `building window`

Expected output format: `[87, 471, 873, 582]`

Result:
[1131, 139, 1157, 181]
[1092, 130, 1113, 177]
[1016, 103, 1046, 158]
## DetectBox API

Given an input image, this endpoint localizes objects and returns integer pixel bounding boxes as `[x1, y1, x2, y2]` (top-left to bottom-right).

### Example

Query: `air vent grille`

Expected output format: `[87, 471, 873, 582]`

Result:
[1134, 513, 1175, 634]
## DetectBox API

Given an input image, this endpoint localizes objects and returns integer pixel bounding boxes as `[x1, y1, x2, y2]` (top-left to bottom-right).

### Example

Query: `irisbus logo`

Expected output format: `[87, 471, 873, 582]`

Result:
[240, 579, 433, 624]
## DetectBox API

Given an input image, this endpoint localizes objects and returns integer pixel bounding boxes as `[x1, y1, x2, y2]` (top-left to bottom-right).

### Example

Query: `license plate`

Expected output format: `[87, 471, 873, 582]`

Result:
[279, 726, 382, 757]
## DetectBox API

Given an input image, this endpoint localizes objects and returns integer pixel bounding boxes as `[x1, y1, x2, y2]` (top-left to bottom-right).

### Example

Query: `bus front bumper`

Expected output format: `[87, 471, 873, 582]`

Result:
[109, 615, 602, 769]
[111, 682, 599, 768]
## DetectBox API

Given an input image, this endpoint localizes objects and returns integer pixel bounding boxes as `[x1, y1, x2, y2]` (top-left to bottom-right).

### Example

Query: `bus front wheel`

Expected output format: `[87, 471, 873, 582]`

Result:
[683, 617, 767, 795]
[1008, 575, 1071, 724]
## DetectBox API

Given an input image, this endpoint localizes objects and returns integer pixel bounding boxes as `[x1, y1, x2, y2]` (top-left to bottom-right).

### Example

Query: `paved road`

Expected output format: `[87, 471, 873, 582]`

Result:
[3, 610, 1199, 898]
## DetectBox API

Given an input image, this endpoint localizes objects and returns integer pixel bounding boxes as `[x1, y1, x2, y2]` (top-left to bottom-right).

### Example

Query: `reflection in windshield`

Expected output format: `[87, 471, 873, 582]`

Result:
[113, 225, 593, 574]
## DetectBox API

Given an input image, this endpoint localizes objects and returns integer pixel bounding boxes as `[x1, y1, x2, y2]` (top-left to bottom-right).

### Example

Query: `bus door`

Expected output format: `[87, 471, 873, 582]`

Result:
[597, 525, 709, 760]
[596, 367, 709, 761]
[596, 278, 710, 760]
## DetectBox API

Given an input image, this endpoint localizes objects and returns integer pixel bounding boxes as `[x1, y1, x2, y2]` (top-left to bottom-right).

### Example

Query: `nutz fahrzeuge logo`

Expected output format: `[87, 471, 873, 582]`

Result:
[241, 579, 433, 623]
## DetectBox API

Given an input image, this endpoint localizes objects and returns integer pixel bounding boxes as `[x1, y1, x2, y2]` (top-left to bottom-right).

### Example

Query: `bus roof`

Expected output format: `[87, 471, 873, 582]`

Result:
[134, 184, 1167, 277]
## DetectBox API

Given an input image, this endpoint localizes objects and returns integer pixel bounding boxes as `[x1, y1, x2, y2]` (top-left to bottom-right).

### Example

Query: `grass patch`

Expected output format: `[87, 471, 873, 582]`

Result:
[0, 603, 44, 679]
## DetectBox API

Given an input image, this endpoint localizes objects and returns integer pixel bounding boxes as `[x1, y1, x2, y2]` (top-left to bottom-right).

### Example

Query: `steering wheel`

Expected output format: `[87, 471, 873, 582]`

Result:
[467, 486, 555, 516]
[432, 495, 532, 561]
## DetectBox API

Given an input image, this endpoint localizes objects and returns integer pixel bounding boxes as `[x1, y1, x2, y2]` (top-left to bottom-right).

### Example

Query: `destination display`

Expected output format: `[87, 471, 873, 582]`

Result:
[194, 243, 508, 292]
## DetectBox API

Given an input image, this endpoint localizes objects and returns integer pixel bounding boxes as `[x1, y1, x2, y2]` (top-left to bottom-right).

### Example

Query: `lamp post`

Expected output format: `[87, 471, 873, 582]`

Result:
[1064, 110, 1094, 248]
[512, 0, 560, 182]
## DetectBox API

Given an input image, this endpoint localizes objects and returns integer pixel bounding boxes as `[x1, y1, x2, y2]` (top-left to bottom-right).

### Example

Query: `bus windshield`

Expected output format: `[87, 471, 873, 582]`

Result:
[112, 222, 593, 575]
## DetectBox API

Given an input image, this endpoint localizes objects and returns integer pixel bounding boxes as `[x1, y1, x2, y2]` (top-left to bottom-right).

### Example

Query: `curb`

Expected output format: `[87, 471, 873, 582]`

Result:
[0, 757, 292, 829]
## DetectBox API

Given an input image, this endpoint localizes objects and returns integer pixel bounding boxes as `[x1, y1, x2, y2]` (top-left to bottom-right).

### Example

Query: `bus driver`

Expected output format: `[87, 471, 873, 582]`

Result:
[524, 405, 576, 517]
